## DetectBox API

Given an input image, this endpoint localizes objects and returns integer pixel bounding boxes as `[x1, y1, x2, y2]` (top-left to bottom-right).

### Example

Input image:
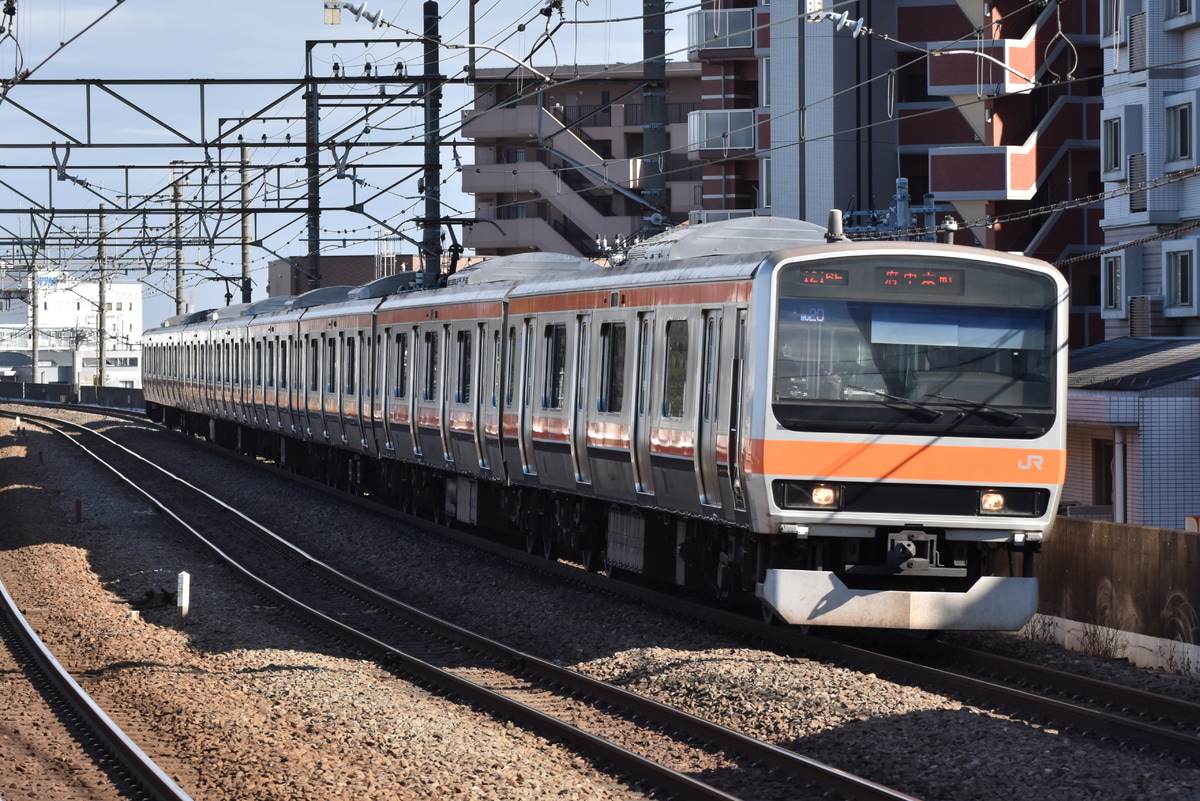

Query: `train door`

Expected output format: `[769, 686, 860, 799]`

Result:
[408, 325, 421, 456]
[632, 312, 655, 495]
[483, 327, 505, 474]
[570, 314, 591, 484]
[472, 322, 488, 470]
[518, 317, 537, 476]
[696, 309, 723, 507]
[727, 310, 748, 511]
[439, 323, 453, 462]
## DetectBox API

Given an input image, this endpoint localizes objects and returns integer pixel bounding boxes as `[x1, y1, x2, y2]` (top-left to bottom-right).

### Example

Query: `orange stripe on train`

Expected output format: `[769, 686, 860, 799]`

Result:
[756, 440, 1066, 485]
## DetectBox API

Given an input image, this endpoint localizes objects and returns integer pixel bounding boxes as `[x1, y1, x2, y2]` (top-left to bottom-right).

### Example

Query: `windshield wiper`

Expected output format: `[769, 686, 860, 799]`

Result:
[926, 392, 1022, 423]
[847, 385, 943, 421]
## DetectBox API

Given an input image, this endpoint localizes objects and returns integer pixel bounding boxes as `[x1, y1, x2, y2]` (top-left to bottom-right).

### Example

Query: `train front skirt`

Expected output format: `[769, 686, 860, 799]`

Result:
[758, 572, 1038, 630]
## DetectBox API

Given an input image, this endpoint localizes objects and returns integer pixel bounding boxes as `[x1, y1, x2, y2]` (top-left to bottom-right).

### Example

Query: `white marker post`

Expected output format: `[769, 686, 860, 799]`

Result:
[177, 571, 191, 621]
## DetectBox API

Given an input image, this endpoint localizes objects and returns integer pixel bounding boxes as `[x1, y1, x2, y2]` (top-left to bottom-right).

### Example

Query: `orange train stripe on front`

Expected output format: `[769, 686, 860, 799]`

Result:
[756, 440, 1066, 485]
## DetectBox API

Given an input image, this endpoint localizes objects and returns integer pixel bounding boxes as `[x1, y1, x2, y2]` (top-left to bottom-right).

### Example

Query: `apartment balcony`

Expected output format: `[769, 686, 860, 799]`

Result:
[926, 39, 1036, 96]
[928, 97, 1098, 201]
[687, 109, 757, 158]
[925, 0, 1093, 97]
[687, 8, 755, 55]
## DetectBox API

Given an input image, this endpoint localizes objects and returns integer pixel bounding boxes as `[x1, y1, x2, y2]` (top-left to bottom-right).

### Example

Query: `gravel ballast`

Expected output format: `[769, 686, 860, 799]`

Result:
[1, 409, 1198, 800]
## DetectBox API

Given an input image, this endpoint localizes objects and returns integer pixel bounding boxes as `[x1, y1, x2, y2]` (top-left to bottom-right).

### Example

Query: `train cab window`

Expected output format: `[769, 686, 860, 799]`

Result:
[662, 320, 689, 418]
[455, 329, 473, 404]
[598, 322, 626, 414]
[345, 336, 356, 395]
[423, 330, 439, 401]
[543, 323, 567, 410]
[394, 332, 409, 398]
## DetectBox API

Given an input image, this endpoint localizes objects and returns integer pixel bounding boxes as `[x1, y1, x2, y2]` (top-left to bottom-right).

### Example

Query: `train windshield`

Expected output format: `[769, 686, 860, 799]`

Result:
[773, 292, 1056, 437]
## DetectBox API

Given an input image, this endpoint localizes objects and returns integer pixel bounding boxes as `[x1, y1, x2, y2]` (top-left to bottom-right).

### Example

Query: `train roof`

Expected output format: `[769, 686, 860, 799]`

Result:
[622, 216, 828, 265]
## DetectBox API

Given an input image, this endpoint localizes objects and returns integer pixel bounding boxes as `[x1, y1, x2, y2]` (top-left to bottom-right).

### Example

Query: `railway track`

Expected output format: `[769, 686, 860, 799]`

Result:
[15, 401, 1200, 787]
[0, 549, 193, 801]
[3, 405, 921, 801]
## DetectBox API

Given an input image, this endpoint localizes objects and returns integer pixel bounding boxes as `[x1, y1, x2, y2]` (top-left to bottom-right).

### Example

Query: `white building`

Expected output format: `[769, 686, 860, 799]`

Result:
[0, 262, 143, 388]
[1099, 0, 1200, 337]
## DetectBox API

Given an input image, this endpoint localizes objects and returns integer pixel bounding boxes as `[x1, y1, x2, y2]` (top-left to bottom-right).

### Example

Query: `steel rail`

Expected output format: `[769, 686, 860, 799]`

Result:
[0, 561, 194, 801]
[10, 407, 920, 801]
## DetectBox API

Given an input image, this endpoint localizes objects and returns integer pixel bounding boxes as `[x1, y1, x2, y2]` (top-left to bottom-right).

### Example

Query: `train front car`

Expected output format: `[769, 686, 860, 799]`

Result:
[752, 243, 1067, 630]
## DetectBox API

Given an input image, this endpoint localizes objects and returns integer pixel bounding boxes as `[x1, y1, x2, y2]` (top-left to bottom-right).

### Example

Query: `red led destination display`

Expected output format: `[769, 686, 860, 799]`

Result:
[876, 266, 965, 295]
[796, 268, 850, 286]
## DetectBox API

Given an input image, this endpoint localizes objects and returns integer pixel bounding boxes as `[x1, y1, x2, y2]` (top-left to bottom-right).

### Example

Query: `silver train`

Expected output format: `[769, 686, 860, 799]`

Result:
[143, 217, 1069, 630]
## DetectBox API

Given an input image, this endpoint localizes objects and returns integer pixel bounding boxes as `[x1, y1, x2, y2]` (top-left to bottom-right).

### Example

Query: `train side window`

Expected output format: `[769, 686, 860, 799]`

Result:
[663, 320, 688, 418]
[394, 332, 408, 398]
[345, 336, 356, 395]
[423, 330, 439, 401]
[455, 329, 473, 404]
[598, 322, 626, 414]
[543, 323, 567, 409]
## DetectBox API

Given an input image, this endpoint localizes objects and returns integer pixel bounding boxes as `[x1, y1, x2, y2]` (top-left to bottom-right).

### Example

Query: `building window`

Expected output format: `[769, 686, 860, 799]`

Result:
[1167, 101, 1194, 163]
[1103, 255, 1123, 311]
[1169, 250, 1193, 307]
[1103, 117, 1122, 174]
[1165, 242, 1199, 316]
[1103, 0, 1121, 38]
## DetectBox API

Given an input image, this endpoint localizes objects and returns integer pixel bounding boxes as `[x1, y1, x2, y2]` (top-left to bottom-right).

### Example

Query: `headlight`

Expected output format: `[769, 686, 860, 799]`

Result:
[775, 481, 842, 510]
[980, 491, 1007, 513]
[979, 488, 1045, 516]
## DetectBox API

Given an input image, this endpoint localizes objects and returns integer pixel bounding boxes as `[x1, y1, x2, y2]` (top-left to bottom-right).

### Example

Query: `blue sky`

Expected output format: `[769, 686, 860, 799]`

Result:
[1, 0, 681, 324]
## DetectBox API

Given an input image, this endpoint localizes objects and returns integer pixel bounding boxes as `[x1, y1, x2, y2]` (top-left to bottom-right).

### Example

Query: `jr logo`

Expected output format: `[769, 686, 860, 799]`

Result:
[1017, 455, 1044, 470]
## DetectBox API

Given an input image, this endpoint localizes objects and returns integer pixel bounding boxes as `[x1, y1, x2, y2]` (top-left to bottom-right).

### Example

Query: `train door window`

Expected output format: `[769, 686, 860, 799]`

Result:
[232, 343, 240, 385]
[345, 335, 356, 395]
[326, 336, 337, 394]
[308, 338, 319, 392]
[266, 340, 275, 388]
[394, 332, 409, 398]
[598, 322, 626, 413]
[423, 330, 439, 401]
[701, 316, 718, 422]
[244, 343, 252, 387]
[280, 340, 289, 389]
[491, 330, 502, 408]
[371, 333, 380, 402]
[576, 318, 589, 411]
[255, 341, 263, 387]
[455, 328, 473, 404]
[543, 322, 567, 409]
[662, 320, 689, 418]
[637, 317, 656, 420]
[504, 327, 517, 407]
